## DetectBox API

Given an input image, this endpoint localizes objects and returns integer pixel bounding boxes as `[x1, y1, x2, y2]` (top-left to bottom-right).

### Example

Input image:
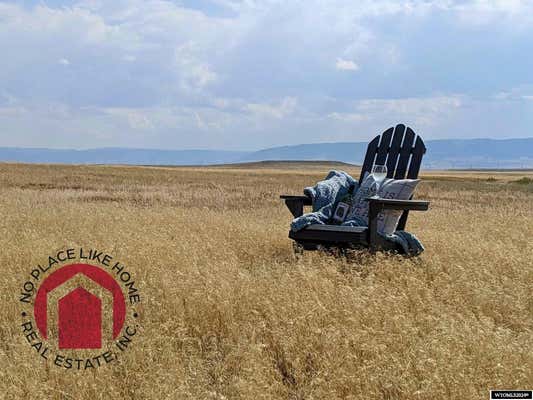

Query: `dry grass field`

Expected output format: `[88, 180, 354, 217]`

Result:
[0, 162, 532, 399]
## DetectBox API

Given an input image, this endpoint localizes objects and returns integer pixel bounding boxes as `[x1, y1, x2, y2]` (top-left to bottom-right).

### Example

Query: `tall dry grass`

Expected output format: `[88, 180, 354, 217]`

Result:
[0, 163, 531, 399]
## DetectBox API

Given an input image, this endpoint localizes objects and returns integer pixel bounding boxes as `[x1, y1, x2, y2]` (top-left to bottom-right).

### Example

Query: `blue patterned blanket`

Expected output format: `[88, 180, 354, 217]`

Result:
[290, 170, 424, 256]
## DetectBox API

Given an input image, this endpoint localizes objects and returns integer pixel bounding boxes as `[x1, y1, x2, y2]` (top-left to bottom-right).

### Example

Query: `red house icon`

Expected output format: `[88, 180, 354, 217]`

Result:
[58, 286, 102, 348]
[34, 264, 126, 349]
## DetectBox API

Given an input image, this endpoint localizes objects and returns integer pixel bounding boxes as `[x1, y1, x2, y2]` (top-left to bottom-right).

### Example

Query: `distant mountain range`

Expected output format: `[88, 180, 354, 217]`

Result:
[240, 138, 533, 169]
[0, 147, 248, 166]
[1, 138, 532, 169]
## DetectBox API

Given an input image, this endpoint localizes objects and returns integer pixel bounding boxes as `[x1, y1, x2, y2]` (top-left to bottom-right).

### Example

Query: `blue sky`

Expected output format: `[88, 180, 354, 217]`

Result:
[1, 0, 533, 150]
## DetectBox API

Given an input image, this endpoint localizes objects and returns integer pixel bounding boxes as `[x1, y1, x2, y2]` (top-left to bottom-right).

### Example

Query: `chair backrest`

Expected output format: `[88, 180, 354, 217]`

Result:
[359, 124, 426, 231]
[358, 124, 426, 183]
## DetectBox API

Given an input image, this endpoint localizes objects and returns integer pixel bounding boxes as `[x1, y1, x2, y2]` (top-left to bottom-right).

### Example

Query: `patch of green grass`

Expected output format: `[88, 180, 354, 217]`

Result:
[512, 177, 533, 185]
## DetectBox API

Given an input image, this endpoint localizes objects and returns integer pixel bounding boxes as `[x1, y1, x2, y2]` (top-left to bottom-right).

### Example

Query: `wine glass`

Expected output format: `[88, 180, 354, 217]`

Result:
[371, 164, 387, 196]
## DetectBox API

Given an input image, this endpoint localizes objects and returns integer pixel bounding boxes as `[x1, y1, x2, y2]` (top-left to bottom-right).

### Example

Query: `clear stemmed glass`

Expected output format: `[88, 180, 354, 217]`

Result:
[371, 164, 387, 196]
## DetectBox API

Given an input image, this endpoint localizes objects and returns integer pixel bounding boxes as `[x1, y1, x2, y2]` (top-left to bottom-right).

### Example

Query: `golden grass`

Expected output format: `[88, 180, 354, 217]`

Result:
[0, 162, 532, 399]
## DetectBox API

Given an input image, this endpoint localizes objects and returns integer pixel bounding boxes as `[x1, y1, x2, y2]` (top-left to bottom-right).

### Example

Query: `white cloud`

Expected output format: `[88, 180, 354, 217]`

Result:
[356, 96, 463, 114]
[352, 96, 464, 127]
[328, 112, 367, 122]
[104, 108, 154, 130]
[335, 58, 359, 71]
[451, 0, 533, 27]
[58, 58, 71, 66]
[175, 42, 217, 90]
[244, 97, 297, 119]
[320, 95, 471, 139]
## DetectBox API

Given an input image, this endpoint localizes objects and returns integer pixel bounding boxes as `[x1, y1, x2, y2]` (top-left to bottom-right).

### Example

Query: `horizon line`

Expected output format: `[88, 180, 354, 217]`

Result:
[1, 136, 533, 153]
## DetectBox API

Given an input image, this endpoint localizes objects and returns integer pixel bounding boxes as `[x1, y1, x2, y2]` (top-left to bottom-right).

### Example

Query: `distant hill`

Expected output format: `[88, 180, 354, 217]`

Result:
[1, 138, 532, 168]
[241, 143, 369, 165]
[241, 138, 533, 169]
[214, 160, 357, 170]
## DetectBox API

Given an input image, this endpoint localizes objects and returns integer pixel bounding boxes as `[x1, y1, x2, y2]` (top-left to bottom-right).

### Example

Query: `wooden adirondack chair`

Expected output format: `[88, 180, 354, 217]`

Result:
[280, 124, 430, 253]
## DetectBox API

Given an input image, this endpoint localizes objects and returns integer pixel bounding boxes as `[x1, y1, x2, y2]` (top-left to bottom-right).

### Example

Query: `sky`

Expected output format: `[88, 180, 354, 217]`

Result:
[0, 0, 533, 150]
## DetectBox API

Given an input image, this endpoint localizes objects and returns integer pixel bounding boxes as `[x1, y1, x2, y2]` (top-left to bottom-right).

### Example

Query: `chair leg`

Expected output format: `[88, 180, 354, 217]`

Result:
[293, 241, 305, 255]
[396, 210, 409, 231]
[368, 203, 380, 251]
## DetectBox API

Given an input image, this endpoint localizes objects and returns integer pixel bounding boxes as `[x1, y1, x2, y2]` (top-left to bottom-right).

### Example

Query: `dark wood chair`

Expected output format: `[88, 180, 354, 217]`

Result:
[280, 124, 430, 253]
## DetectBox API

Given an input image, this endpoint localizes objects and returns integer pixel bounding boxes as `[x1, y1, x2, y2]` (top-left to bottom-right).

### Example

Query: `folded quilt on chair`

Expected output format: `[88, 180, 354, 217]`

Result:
[291, 170, 356, 230]
[290, 170, 425, 256]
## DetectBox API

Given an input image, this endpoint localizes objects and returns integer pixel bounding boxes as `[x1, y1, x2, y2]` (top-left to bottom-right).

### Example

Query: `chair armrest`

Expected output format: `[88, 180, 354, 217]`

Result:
[280, 195, 312, 217]
[280, 195, 312, 204]
[366, 197, 429, 251]
[365, 197, 429, 211]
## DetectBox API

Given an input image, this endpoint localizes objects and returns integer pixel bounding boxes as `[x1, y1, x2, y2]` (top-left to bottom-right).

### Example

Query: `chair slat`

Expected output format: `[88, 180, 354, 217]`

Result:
[386, 124, 405, 178]
[394, 127, 415, 179]
[358, 135, 380, 183]
[407, 136, 426, 179]
[375, 127, 394, 166]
